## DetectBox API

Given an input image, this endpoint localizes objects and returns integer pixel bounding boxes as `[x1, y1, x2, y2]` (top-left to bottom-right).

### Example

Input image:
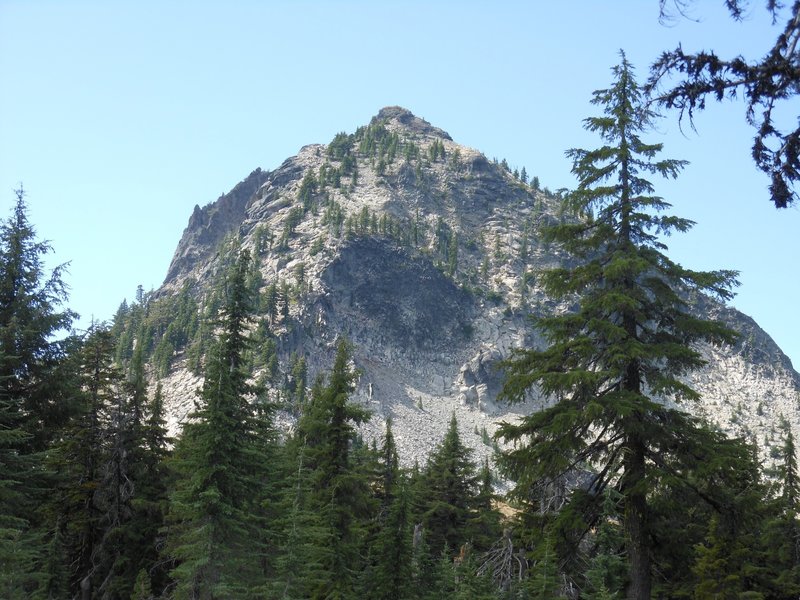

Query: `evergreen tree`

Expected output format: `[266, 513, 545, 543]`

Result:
[419, 414, 479, 556]
[379, 418, 400, 507]
[466, 459, 502, 553]
[762, 429, 800, 596]
[0, 409, 45, 598]
[269, 433, 328, 599]
[135, 382, 173, 597]
[131, 568, 153, 600]
[0, 186, 76, 449]
[290, 354, 308, 411]
[647, 0, 800, 208]
[524, 529, 566, 599]
[93, 372, 137, 599]
[692, 515, 756, 599]
[164, 250, 273, 598]
[447, 230, 459, 277]
[497, 54, 738, 599]
[409, 523, 436, 600]
[47, 325, 120, 598]
[297, 338, 372, 598]
[779, 430, 799, 515]
[372, 481, 413, 600]
[0, 188, 78, 596]
[584, 490, 626, 600]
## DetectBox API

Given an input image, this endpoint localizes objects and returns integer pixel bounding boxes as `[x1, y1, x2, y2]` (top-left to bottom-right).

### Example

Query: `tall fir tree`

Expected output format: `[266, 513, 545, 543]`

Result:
[47, 325, 121, 599]
[297, 338, 372, 599]
[371, 480, 413, 600]
[133, 382, 173, 597]
[497, 54, 738, 599]
[0, 187, 76, 597]
[0, 186, 77, 449]
[762, 429, 800, 596]
[466, 459, 503, 553]
[418, 414, 479, 557]
[164, 249, 273, 599]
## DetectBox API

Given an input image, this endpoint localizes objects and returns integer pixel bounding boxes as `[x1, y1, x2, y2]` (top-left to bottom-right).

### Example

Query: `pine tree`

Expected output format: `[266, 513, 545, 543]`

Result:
[692, 515, 753, 599]
[164, 249, 273, 599]
[269, 433, 328, 599]
[46, 325, 120, 598]
[409, 523, 436, 600]
[297, 338, 372, 598]
[0, 188, 78, 598]
[290, 354, 308, 411]
[525, 529, 566, 599]
[83, 323, 169, 599]
[466, 459, 502, 553]
[497, 54, 738, 599]
[584, 490, 626, 600]
[379, 418, 400, 507]
[372, 481, 413, 600]
[447, 230, 458, 277]
[0, 186, 77, 449]
[419, 414, 479, 556]
[131, 568, 153, 600]
[134, 383, 173, 597]
[762, 429, 800, 596]
[0, 368, 44, 597]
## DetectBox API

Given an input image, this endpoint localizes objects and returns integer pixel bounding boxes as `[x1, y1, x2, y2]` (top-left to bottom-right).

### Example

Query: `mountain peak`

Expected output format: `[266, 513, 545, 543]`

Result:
[372, 106, 453, 141]
[152, 109, 800, 469]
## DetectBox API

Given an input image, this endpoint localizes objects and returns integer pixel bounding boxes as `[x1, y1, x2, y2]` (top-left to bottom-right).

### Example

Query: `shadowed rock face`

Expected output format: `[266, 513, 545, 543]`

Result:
[320, 237, 475, 353]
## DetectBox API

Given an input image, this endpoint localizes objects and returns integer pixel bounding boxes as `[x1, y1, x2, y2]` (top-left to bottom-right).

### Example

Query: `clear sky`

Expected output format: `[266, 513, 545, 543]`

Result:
[1, 1, 798, 367]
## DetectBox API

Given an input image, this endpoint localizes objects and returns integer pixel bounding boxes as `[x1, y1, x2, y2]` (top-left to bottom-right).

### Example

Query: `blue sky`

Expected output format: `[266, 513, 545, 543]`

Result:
[1, 1, 798, 367]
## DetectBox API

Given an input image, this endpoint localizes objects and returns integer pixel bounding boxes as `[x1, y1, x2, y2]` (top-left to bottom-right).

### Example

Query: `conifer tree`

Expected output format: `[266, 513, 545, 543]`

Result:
[269, 429, 326, 599]
[134, 382, 173, 597]
[762, 429, 800, 595]
[447, 230, 458, 277]
[0, 187, 76, 449]
[372, 481, 413, 600]
[466, 459, 502, 553]
[525, 529, 566, 599]
[297, 338, 372, 598]
[584, 490, 626, 600]
[419, 414, 479, 556]
[46, 325, 121, 598]
[692, 515, 754, 599]
[164, 249, 272, 598]
[409, 525, 436, 600]
[0, 188, 78, 597]
[379, 418, 400, 507]
[497, 54, 738, 599]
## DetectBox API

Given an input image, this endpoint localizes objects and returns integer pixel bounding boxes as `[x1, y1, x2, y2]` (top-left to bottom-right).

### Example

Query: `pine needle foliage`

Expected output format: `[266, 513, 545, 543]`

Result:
[497, 53, 739, 599]
[165, 249, 272, 599]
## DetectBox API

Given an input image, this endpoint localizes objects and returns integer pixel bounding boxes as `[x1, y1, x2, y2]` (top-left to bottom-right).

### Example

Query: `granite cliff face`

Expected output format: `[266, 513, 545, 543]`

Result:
[153, 106, 800, 467]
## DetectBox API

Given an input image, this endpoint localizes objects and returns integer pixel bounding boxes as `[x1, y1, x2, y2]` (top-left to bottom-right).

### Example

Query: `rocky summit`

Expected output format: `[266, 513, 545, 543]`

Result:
[153, 106, 800, 468]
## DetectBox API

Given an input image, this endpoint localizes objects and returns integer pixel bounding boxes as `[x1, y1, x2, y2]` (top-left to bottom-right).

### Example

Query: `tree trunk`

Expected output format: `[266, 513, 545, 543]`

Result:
[625, 434, 650, 600]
